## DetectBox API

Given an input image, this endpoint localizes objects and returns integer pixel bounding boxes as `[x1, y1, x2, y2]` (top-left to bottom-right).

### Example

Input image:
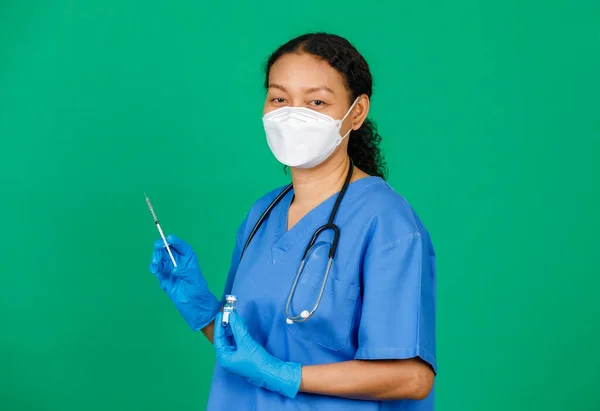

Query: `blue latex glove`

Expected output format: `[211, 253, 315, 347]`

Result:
[214, 311, 302, 399]
[149, 234, 221, 331]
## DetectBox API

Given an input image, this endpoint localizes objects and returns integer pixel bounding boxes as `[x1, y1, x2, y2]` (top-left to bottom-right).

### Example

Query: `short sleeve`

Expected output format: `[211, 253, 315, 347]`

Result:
[220, 215, 249, 304]
[354, 231, 437, 373]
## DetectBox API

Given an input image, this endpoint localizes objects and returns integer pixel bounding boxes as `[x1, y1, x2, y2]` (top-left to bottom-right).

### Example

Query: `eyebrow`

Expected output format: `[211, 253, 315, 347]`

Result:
[268, 83, 335, 94]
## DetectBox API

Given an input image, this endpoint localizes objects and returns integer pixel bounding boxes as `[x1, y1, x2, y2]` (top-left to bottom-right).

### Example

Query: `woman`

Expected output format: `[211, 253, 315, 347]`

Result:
[150, 33, 437, 410]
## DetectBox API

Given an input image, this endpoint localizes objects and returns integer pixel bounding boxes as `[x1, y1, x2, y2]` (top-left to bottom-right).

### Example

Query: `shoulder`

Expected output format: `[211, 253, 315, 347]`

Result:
[346, 177, 430, 246]
[234, 184, 290, 239]
[248, 184, 290, 214]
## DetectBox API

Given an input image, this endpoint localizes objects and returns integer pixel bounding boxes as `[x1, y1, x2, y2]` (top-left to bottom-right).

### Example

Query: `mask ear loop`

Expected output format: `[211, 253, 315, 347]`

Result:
[338, 96, 361, 140]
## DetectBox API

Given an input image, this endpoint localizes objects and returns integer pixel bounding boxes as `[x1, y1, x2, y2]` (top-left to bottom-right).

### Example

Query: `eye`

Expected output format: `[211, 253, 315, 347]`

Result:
[271, 97, 287, 104]
[309, 100, 326, 107]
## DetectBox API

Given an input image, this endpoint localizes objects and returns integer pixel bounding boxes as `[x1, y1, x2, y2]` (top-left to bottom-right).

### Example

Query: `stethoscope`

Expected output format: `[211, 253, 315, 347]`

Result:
[239, 160, 355, 324]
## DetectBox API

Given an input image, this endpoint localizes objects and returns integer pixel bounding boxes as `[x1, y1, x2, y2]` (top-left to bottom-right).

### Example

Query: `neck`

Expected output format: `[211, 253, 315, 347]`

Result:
[290, 156, 351, 208]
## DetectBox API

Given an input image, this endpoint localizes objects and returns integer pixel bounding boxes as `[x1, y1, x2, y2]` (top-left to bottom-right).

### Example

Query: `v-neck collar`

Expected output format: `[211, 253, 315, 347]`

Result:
[271, 176, 383, 261]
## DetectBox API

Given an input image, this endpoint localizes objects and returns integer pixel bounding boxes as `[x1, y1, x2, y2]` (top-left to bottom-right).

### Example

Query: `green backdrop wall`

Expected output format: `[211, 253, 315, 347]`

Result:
[1, 1, 599, 410]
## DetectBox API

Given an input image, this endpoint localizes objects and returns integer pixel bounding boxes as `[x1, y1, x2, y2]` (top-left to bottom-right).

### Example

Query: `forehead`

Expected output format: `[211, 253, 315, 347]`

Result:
[268, 52, 348, 93]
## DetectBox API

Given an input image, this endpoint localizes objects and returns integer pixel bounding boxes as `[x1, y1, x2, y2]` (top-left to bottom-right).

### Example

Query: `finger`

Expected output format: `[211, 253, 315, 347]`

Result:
[149, 261, 160, 275]
[149, 255, 162, 275]
[153, 237, 167, 250]
[151, 248, 164, 265]
[170, 265, 197, 280]
[213, 313, 233, 352]
[154, 237, 184, 261]
[213, 313, 223, 341]
[224, 324, 234, 341]
[166, 234, 193, 256]
[166, 273, 179, 294]
[158, 246, 179, 267]
[156, 273, 170, 292]
[149, 249, 168, 275]
[228, 311, 250, 343]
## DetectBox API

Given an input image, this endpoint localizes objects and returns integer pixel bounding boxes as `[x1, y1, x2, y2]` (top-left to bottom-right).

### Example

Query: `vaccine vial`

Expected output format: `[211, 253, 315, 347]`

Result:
[222, 295, 237, 326]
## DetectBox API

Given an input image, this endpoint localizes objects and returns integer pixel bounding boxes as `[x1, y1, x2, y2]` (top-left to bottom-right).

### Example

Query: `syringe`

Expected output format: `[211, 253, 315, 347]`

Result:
[145, 193, 177, 267]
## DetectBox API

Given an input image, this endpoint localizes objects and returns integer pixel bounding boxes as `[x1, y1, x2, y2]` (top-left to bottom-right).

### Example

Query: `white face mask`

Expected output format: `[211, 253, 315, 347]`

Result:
[262, 98, 359, 169]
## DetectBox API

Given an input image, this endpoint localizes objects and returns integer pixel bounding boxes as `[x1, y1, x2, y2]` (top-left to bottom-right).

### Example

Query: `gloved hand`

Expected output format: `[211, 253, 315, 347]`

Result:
[214, 311, 302, 399]
[149, 234, 221, 331]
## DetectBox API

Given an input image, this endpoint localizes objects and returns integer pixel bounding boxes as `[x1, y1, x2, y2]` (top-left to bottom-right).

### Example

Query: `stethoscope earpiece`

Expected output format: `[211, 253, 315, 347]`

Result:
[285, 310, 310, 325]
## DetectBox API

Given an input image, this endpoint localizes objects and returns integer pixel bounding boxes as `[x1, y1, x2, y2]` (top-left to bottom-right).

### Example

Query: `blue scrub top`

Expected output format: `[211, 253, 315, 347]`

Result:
[207, 176, 437, 411]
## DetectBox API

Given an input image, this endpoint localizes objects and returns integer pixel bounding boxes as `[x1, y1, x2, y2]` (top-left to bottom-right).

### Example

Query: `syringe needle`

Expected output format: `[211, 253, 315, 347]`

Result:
[145, 193, 177, 267]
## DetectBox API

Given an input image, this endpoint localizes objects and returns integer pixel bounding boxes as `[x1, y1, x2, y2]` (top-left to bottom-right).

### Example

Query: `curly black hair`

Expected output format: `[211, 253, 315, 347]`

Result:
[264, 32, 388, 180]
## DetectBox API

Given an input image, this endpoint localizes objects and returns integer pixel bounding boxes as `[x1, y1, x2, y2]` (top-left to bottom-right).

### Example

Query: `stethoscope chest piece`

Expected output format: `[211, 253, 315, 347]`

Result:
[241, 160, 355, 325]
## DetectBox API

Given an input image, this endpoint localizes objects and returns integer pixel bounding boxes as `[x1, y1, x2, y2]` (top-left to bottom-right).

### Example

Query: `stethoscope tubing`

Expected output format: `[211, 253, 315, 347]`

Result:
[239, 160, 355, 323]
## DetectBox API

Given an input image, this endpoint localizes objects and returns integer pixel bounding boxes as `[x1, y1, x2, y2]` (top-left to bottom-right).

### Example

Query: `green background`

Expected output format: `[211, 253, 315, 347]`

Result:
[1, 1, 599, 410]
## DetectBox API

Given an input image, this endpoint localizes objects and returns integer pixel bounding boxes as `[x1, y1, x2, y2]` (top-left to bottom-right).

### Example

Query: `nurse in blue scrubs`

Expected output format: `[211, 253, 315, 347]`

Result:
[150, 32, 437, 410]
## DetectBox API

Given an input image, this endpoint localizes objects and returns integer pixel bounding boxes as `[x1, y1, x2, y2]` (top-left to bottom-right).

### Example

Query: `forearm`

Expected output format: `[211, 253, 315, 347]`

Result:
[299, 358, 434, 401]
[200, 298, 226, 344]
[200, 319, 215, 343]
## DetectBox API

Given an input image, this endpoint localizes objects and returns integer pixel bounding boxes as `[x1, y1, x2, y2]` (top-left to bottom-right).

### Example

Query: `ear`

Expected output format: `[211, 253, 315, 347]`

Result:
[350, 94, 370, 131]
